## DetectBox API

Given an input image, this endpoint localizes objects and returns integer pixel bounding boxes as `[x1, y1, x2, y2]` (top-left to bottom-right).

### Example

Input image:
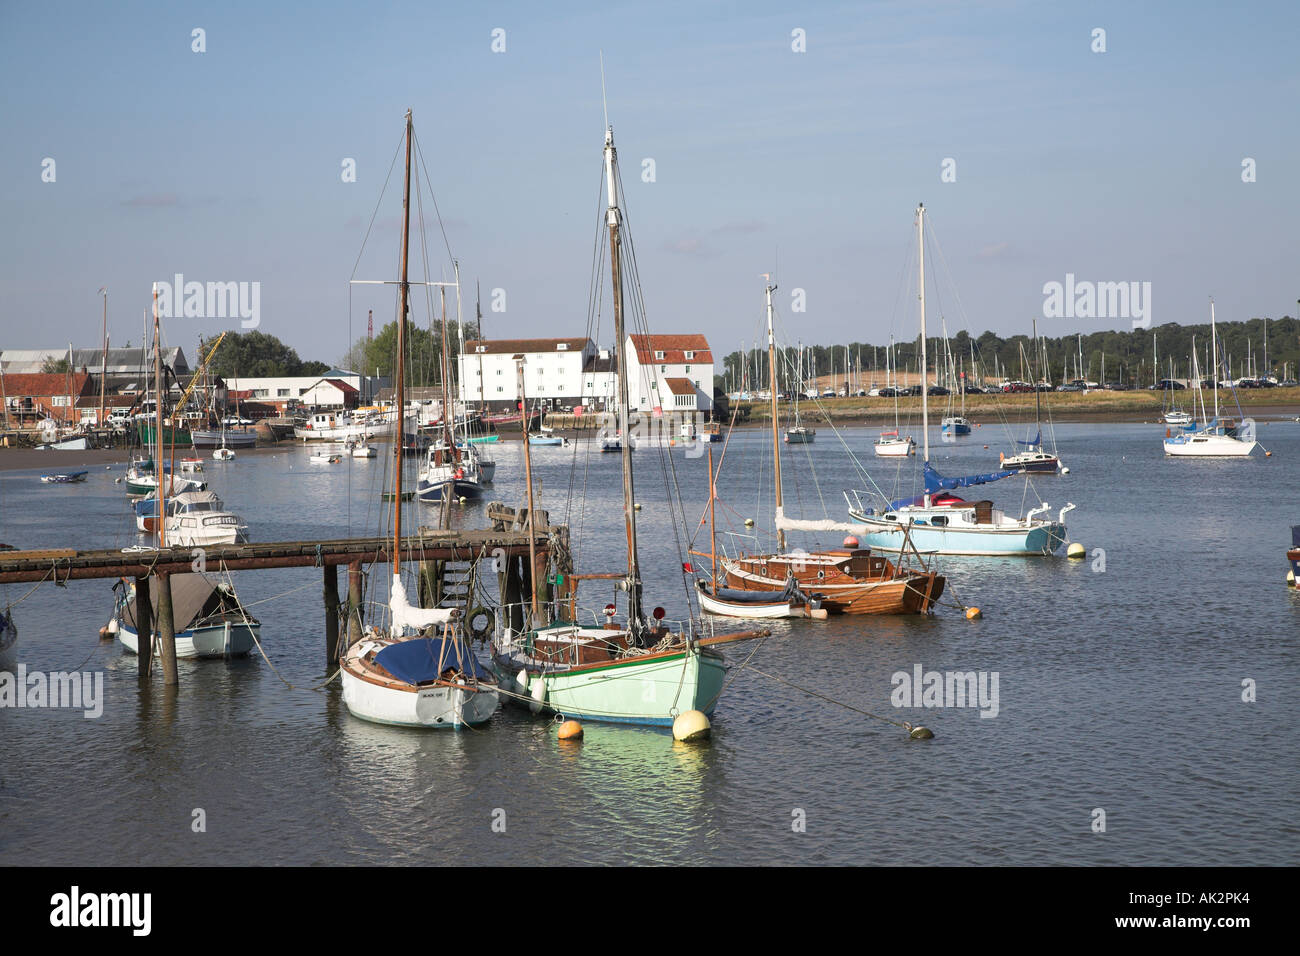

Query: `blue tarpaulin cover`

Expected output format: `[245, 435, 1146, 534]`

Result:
[887, 463, 1019, 511]
[1015, 430, 1042, 447]
[374, 637, 491, 684]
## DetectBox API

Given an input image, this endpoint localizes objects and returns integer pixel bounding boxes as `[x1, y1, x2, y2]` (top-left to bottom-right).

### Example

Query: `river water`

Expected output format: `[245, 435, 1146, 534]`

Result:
[1, 420, 1296, 865]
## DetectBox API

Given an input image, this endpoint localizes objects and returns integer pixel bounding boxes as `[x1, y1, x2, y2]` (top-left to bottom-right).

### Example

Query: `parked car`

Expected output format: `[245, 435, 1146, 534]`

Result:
[1155, 379, 1186, 391]
[926, 385, 950, 396]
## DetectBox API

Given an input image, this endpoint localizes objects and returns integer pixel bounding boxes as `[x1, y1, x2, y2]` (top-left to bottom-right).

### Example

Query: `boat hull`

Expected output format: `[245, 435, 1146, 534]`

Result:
[1163, 434, 1257, 456]
[874, 439, 915, 457]
[696, 582, 806, 618]
[191, 428, 258, 449]
[341, 666, 497, 728]
[492, 638, 727, 726]
[118, 621, 258, 659]
[850, 512, 1067, 556]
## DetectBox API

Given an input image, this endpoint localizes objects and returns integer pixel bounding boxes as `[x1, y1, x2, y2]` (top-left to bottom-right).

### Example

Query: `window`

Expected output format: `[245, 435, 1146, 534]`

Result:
[684, 365, 690, 373]
[496, 369, 502, 375]
[52, 395, 71, 406]
[661, 365, 667, 374]
[277, 388, 289, 397]
[684, 351, 695, 360]
[496, 386, 503, 393]
[556, 343, 568, 351]
[654, 350, 665, 360]
[694, 380, 700, 388]
[476, 345, 487, 353]
[931, 516, 949, 527]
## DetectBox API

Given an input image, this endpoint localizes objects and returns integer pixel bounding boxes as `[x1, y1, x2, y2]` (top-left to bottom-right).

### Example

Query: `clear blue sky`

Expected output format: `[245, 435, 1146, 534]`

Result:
[2, 0, 1297, 365]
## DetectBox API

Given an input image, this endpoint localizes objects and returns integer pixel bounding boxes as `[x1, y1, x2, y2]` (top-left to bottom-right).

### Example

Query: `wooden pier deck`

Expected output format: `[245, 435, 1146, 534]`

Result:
[0, 530, 550, 584]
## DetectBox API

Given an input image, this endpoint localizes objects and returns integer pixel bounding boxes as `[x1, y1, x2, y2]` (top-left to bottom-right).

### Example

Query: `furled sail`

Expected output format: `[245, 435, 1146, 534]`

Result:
[775, 507, 865, 534]
[922, 462, 1018, 494]
[1015, 430, 1042, 447]
[389, 573, 456, 636]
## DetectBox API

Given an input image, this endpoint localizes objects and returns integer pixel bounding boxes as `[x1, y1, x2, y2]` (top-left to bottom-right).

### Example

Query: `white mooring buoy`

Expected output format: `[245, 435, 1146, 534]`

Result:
[672, 710, 711, 742]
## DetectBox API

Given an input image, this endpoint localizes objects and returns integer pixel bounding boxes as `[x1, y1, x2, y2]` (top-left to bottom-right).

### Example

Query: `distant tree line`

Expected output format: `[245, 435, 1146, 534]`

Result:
[340, 318, 481, 387]
[718, 315, 1300, 389]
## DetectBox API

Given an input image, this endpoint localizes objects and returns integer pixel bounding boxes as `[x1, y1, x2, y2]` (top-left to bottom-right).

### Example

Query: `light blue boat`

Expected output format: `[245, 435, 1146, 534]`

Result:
[846, 204, 1073, 557]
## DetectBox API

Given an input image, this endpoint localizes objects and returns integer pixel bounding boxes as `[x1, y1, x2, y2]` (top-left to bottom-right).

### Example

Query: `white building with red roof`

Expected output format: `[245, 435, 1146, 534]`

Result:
[625, 334, 713, 415]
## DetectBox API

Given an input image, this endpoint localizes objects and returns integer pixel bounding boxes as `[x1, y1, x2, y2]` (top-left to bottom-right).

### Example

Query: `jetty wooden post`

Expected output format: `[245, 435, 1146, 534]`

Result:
[346, 560, 364, 646]
[134, 575, 153, 678]
[155, 571, 179, 686]
[323, 563, 341, 665]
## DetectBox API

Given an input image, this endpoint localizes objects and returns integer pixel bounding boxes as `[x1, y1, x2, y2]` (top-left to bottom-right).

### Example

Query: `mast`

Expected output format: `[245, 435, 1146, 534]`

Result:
[98, 288, 108, 427]
[152, 284, 165, 548]
[708, 443, 718, 590]
[605, 124, 643, 632]
[917, 203, 930, 470]
[1033, 319, 1042, 443]
[1210, 297, 1219, 421]
[764, 277, 785, 552]
[517, 358, 540, 627]
[392, 108, 413, 576]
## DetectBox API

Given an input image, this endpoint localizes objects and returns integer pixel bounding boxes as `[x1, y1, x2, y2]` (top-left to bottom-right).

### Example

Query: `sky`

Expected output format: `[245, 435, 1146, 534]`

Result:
[1, 0, 1297, 366]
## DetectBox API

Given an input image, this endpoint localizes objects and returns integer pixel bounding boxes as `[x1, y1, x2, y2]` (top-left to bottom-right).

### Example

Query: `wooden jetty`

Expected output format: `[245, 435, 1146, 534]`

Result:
[0, 508, 568, 688]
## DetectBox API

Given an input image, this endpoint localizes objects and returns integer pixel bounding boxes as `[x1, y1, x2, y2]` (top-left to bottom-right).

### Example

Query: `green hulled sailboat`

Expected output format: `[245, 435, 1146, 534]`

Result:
[489, 120, 766, 726]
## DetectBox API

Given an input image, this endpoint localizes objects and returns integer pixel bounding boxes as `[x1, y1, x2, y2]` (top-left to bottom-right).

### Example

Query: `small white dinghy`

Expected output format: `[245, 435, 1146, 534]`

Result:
[213, 447, 236, 461]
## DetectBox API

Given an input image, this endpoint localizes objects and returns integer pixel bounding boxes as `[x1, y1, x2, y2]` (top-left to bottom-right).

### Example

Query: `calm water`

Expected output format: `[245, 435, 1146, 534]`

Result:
[1, 420, 1297, 865]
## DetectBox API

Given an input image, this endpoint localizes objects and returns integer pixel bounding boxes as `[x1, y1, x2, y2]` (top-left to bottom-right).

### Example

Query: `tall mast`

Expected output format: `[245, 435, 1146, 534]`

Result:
[708, 443, 718, 590]
[392, 109, 413, 576]
[98, 288, 108, 426]
[605, 125, 642, 631]
[517, 358, 540, 627]
[1210, 297, 1219, 421]
[152, 284, 165, 548]
[1033, 319, 1042, 442]
[764, 277, 785, 552]
[917, 203, 929, 468]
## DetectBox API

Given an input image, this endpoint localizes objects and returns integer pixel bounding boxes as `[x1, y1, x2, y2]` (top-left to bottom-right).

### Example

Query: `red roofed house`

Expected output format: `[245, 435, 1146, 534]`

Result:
[1, 372, 95, 426]
[625, 334, 713, 415]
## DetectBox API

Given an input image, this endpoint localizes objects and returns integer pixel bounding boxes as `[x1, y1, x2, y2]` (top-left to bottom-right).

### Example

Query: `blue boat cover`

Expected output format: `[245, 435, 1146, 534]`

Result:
[1293, 526, 1300, 548]
[1015, 430, 1041, 447]
[887, 463, 1018, 511]
[373, 636, 491, 684]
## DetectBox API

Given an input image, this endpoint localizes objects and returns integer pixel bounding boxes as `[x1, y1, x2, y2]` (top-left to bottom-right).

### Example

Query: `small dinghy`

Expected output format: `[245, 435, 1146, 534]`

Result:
[213, 447, 236, 461]
[0, 609, 17, 673]
[109, 573, 260, 659]
[695, 579, 815, 619]
[40, 471, 88, 484]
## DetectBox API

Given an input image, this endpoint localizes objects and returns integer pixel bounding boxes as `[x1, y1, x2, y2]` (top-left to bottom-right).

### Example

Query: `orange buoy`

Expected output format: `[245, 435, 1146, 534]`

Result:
[965, 607, 982, 620]
[557, 719, 584, 741]
[843, 535, 859, 548]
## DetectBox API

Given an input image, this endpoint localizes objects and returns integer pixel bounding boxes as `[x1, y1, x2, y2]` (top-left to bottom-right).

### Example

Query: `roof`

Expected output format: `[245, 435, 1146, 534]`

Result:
[464, 338, 591, 356]
[0, 348, 188, 375]
[302, 378, 358, 395]
[0, 372, 94, 396]
[582, 353, 617, 373]
[629, 334, 712, 364]
[664, 377, 696, 396]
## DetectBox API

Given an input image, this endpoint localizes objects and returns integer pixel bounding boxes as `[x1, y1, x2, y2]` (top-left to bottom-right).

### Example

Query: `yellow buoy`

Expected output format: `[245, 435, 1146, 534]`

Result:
[904, 722, 935, 739]
[965, 606, 982, 620]
[672, 710, 711, 742]
[557, 719, 584, 741]
[744, 518, 755, 527]
[1067, 542, 1086, 559]
[809, 608, 829, 620]
[634, 502, 642, 511]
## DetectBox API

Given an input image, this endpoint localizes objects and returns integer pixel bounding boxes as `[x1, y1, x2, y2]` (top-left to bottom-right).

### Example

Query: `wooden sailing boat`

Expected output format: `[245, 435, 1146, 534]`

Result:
[489, 120, 767, 726]
[341, 110, 499, 728]
[720, 280, 944, 614]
